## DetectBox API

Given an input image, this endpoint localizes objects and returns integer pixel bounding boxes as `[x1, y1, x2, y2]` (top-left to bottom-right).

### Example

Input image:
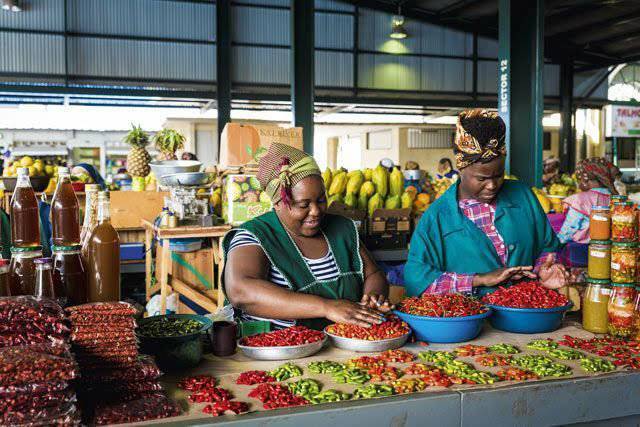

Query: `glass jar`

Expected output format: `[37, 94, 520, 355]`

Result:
[52, 245, 87, 306]
[588, 240, 611, 280]
[610, 194, 628, 210]
[608, 284, 637, 338]
[611, 242, 637, 283]
[0, 259, 9, 297]
[633, 286, 640, 341]
[612, 202, 637, 242]
[34, 257, 56, 300]
[9, 246, 43, 296]
[582, 278, 611, 334]
[590, 205, 611, 241]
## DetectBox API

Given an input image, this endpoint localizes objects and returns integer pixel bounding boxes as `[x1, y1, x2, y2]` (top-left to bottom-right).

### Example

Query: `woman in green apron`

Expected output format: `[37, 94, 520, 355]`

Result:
[223, 143, 390, 330]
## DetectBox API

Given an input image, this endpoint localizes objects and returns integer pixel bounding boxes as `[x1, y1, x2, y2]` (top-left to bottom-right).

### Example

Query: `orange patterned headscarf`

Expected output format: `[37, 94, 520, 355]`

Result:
[454, 109, 506, 169]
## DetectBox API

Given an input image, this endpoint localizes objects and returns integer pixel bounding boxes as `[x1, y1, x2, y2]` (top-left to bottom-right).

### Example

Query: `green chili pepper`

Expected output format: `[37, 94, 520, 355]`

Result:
[269, 363, 303, 381]
[353, 384, 394, 399]
[308, 361, 346, 374]
[580, 357, 616, 373]
[488, 343, 520, 354]
[138, 317, 202, 337]
[309, 390, 352, 404]
[418, 351, 456, 363]
[526, 339, 559, 351]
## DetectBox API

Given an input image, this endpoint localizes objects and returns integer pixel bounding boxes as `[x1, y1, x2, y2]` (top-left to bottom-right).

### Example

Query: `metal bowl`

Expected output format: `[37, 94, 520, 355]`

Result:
[1, 176, 50, 192]
[324, 328, 410, 352]
[149, 160, 202, 177]
[159, 172, 215, 187]
[237, 336, 327, 361]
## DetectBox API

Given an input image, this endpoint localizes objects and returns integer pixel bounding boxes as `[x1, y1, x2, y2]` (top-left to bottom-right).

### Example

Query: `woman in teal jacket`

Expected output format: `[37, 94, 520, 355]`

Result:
[405, 110, 568, 296]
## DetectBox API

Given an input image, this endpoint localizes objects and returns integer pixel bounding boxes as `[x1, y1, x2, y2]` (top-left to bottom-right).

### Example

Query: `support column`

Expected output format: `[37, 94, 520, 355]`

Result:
[498, 0, 545, 187]
[560, 60, 575, 172]
[291, 0, 315, 154]
[216, 0, 231, 143]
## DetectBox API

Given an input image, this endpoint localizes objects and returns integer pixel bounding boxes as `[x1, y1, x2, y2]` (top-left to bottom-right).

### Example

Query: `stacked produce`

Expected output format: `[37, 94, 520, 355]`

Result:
[482, 281, 569, 308]
[2, 156, 60, 178]
[66, 302, 180, 425]
[0, 296, 81, 426]
[222, 174, 272, 226]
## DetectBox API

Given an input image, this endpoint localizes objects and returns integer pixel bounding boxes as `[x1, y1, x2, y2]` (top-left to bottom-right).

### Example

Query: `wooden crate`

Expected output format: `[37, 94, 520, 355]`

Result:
[111, 191, 167, 229]
[156, 245, 217, 302]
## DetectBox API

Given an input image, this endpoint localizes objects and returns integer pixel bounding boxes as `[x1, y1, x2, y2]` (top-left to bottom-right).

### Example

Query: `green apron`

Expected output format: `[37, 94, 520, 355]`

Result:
[222, 211, 364, 330]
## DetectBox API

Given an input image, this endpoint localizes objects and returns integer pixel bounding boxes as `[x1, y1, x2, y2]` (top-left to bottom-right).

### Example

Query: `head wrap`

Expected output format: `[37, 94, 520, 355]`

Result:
[575, 157, 620, 193]
[257, 142, 321, 205]
[454, 109, 506, 169]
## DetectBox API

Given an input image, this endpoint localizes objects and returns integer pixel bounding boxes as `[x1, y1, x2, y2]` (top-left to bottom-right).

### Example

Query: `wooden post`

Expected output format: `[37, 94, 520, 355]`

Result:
[160, 238, 170, 315]
[145, 227, 153, 301]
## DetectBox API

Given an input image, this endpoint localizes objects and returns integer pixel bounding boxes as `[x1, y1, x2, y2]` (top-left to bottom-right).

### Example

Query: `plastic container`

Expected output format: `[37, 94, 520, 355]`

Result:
[612, 201, 637, 242]
[608, 284, 636, 338]
[611, 242, 637, 283]
[587, 240, 610, 280]
[393, 309, 491, 343]
[222, 174, 272, 226]
[169, 238, 203, 253]
[590, 205, 611, 240]
[486, 303, 573, 334]
[582, 278, 611, 334]
[137, 314, 212, 371]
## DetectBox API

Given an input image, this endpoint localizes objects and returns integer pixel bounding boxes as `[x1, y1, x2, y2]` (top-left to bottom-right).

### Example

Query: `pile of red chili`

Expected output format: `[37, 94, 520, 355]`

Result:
[482, 281, 569, 309]
[326, 317, 410, 340]
[559, 335, 640, 370]
[248, 383, 308, 409]
[397, 294, 487, 317]
[240, 326, 325, 347]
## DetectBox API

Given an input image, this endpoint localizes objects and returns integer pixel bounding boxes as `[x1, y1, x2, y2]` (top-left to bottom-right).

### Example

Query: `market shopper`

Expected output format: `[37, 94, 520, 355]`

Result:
[223, 143, 391, 330]
[405, 109, 568, 297]
[436, 158, 460, 181]
[557, 158, 620, 244]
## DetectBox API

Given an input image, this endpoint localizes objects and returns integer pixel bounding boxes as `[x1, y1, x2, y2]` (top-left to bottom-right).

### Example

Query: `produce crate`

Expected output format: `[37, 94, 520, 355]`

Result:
[222, 174, 272, 226]
[365, 208, 412, 250]
[327, 201, 367, 235]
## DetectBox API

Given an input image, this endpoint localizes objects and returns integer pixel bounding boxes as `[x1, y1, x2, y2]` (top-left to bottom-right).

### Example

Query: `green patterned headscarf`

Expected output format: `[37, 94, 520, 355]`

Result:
[257, 143, 321, 205]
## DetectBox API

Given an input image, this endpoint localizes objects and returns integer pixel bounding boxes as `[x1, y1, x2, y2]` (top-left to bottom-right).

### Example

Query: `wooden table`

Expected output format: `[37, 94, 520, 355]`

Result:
[141, 219, 232, 315]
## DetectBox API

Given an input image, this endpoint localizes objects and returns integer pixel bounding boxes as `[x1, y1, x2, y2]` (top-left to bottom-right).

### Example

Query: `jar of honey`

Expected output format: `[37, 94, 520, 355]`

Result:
[590, 205, 611, 240]
[588, 240, 611, 280]
[612, 202, 637, 242]
[611, 242, 638, 284]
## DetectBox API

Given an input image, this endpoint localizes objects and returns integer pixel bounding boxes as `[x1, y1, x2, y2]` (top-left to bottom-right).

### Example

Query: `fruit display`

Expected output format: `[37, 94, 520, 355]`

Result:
[432, 177, 454, 199]
[222, 174, 272, 226]
[547, 174, 577, 197]
[2, 156, 60, 179]
[153, 128, 185, 161]
[124, 124, 152, 178]
[531, 187, 552, 213]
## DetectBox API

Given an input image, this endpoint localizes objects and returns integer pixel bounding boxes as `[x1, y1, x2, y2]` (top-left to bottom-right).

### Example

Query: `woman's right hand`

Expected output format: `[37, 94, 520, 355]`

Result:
[323, 299, 384, 328]
[473, 266, 535, 287]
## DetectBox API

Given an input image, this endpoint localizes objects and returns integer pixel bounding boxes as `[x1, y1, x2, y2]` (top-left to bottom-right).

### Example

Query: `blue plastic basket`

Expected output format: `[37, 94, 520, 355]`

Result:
[487, 303, 573, 334]
[393, 309, 492, 343]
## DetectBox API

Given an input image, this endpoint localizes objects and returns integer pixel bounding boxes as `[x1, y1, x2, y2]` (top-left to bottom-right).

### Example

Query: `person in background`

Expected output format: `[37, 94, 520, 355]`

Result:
[542, 157, 561, 187]
[71, 163, 106, 190]
[436, 158, 460, 181]
[181, 152, 198, 161]
[557, 158, 620, 244]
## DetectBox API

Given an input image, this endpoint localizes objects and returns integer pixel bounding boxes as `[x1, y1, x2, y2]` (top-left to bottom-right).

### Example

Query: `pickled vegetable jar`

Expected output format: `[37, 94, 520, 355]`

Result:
[611, 242, 637, 283]
[608, 284, 636, 338]
[610, 194, 628, 210]
[612, 202, 637, 242]
[582, 278, 611, 334]
[633, 286, 640, 341]
[588, 240, 611, 280]
[590, 205, 611, 240]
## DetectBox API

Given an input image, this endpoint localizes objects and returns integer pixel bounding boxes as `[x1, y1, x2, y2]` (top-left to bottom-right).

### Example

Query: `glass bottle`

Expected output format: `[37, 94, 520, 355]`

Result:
[51, 167, 80, 246]
[582, 278, 611, 334]
[87, 192, 120, 302]
[34, 257, 56, 301]
[9, 246, 43, 296]
[0, 259, 9, 297]
[11, 167, 40, 248]
[52, 245, 87, 306]
[80, 184, 100, 249]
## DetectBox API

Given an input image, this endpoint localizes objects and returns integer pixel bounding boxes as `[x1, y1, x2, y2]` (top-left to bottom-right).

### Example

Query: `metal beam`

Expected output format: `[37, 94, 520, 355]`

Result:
[560, 60, 575, 172]
[290, 0, 315, 154]
[216, 0, 231, 143]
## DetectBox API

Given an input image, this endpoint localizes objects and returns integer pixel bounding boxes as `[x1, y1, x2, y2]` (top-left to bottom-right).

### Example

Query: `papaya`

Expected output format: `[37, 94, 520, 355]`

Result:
[322, 168, 332, 189]
[401, 192, 413, 209]
[328, 172, 347, 196]
[359, 181, 375, 198]
[372, 165, 389, 198]
[328, 194, 342, 206]
[367, 193, 384, 217]
[363, 168, 373, 181]
[389, 167, 404, 197]
[346, 171, 364, 195]
[385, 195, 401, 209]
[357, 193, 368, 211]
[344, 193, 357, 208]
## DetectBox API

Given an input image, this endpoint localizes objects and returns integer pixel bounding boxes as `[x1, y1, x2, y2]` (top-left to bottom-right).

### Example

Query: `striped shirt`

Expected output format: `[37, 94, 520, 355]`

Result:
[228, 229, 341, 327]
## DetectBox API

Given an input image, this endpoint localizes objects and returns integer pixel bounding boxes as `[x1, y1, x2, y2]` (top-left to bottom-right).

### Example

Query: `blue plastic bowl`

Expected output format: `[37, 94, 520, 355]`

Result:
[487, 303, 573, 334]
[393, 309, 492, 343]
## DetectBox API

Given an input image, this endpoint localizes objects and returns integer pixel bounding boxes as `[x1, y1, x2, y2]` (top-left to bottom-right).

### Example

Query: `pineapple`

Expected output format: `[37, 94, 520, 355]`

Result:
[124, 124, 151, 177]
[153, 128, 185, 161]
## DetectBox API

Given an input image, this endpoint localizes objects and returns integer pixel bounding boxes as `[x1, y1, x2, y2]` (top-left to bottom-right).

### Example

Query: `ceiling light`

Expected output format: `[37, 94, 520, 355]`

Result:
[390, 3, 408, 39]
[2, 0, 22, 12]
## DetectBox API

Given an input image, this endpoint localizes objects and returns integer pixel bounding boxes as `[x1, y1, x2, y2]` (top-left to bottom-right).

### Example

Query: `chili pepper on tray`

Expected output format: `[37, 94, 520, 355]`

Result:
[398, 294, 487, 317]
[326, 317, 410, 340]
[240, 326, 325, 347]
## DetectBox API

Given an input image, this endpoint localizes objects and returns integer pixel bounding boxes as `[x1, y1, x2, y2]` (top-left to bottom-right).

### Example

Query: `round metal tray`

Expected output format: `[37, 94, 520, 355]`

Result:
[324, 328, 410, 353]
[159, 172, 215, 188]
[237, 336, 327, 361]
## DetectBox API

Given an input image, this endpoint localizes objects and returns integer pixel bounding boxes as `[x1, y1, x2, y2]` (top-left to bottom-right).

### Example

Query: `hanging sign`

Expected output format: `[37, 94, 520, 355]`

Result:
[611, 105, 640, 137]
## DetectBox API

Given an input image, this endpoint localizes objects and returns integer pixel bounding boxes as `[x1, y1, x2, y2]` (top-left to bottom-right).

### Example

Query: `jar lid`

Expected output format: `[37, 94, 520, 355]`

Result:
[589, 240, 611, 245]
[612, 241, 638, 247]
[614, 201, 634, 206]
[612, 282, 635, 287]
[612, 195, 628, 200]
[11, 246, 43, 253]
[52, 245, 81, 252]
[592, 205, 610, 210]
[586, 277, 610, 285]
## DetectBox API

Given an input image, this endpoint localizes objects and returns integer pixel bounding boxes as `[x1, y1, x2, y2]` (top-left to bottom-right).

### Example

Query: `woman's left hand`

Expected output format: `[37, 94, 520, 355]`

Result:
[538, 255, 570, 289]
[360, 294, 394, 313]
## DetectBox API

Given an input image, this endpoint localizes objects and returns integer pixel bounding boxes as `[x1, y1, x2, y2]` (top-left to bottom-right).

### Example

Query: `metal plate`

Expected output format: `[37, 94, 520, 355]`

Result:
[324, 329, 410, 353]
[237, 337, 328, 361]
[149, 160, 203, 177]
[159, 172, 215, 187]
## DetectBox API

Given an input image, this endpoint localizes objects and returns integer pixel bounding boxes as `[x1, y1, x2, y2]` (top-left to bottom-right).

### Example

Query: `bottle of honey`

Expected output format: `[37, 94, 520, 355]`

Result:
[11, 167, 40, 248]
[51, 167, 80, 246]
[87, 192, 120, 302]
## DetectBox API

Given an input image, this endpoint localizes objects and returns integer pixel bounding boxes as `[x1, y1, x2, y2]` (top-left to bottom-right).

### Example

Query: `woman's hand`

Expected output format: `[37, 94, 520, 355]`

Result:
[323, 299, 384, 328]
[473, 266, 535, 287]
[538, 254, 569, 289]
[360, 294, 395, 313]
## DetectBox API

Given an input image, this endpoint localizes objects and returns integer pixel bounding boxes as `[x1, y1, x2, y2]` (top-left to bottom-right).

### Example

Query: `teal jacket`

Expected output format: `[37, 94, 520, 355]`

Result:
[405, 180, 561, 296]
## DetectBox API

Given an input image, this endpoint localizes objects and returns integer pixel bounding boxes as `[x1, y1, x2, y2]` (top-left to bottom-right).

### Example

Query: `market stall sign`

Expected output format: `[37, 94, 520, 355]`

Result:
[611, 105, 640, 137]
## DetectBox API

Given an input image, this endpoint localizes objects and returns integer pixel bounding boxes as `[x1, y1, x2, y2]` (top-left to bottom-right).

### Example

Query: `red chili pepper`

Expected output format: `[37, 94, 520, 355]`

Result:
[248, 384, 308, 409]
[202, 401, 248, 416]
[177, 375, 217, 392]
[236, 370, 276, 385]
[398, 294, 487, 317]
[240, 326, 324, 347]
[482, 281, 569, 309]
[326, 316, 410, 340]
[377, 349, 416, 363]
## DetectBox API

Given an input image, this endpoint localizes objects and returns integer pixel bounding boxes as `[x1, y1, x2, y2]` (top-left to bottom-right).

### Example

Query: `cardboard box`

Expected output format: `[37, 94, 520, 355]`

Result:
[111, 191, 168, 229]
[219, 123, 303, 167]
[327, 201, 367, 235]
[365, 208, 412, 250]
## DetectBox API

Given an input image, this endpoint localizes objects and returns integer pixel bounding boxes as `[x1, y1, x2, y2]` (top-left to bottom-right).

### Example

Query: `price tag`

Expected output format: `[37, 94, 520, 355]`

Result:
[592, 214, 609, 222]
[590, 250, 606, 259]
[611, 262, 621, 270]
